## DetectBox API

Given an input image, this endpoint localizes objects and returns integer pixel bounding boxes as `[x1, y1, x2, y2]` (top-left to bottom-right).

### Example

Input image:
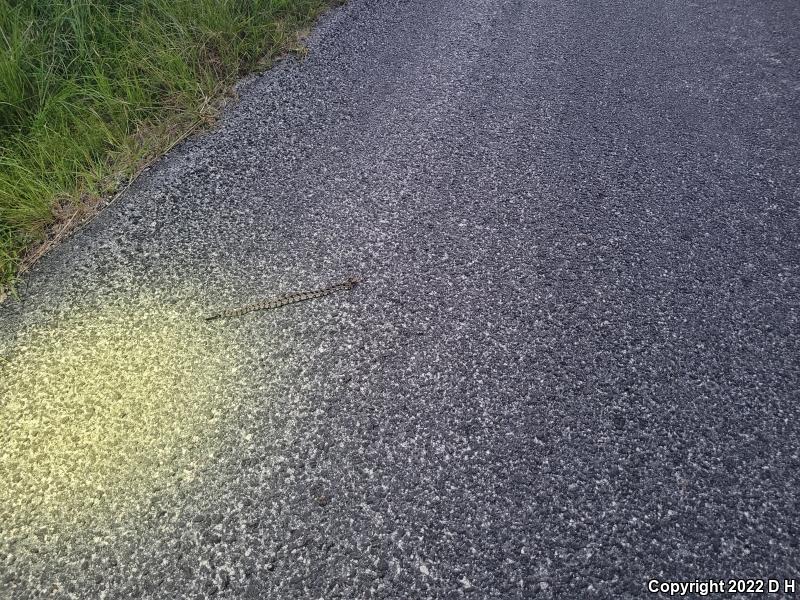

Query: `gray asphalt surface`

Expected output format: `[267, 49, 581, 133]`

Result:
[2, 0, 799, 598]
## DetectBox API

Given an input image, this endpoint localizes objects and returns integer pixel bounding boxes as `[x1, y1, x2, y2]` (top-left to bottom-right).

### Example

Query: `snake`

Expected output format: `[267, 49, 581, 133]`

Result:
[205, 275, 361, 321]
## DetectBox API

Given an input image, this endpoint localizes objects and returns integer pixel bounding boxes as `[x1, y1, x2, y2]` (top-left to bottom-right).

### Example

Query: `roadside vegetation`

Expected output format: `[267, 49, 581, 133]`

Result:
[0, 0, 338, 294]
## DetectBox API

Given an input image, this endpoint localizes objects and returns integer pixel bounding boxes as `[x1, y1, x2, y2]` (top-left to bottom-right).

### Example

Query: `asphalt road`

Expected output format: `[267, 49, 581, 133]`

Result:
[1, 0, 799, 598]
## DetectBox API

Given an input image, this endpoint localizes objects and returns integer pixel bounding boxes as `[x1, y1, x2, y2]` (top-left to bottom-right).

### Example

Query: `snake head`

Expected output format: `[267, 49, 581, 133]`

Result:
[346, 275, 362, 287]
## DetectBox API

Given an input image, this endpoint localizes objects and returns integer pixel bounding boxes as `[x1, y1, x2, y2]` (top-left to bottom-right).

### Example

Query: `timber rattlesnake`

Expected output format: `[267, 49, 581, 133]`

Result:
[205, 276, 360, 321]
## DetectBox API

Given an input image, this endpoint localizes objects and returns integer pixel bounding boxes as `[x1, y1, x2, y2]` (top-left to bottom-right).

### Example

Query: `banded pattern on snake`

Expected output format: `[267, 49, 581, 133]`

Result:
[205, 276, 360, 321]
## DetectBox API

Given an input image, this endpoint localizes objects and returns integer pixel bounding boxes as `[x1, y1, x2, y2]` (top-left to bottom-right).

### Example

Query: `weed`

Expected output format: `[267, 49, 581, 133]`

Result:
[0, 0, 337, 295]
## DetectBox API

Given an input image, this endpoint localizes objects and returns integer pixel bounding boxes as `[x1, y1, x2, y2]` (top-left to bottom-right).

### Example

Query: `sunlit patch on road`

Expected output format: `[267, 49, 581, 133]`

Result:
[0, 296, 242, 538]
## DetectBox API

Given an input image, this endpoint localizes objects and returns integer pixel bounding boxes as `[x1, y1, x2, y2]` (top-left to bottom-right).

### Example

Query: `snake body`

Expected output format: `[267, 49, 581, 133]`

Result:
[205, 276, 360, 321]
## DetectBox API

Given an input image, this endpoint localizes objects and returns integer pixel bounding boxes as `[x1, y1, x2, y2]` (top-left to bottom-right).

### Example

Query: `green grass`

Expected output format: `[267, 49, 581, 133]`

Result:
[0, 0, 338, 293]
